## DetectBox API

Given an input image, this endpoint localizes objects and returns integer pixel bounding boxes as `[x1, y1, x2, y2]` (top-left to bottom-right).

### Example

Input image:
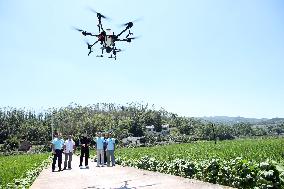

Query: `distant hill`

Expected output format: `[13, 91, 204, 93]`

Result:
[258, 118, 284, 125]
[198, 116, 275, 125]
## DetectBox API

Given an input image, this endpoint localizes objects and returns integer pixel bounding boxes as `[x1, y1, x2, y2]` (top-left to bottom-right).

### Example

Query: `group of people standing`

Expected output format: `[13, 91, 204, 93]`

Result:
[95, 132, 116, 167]
[51, 132, 116, 172]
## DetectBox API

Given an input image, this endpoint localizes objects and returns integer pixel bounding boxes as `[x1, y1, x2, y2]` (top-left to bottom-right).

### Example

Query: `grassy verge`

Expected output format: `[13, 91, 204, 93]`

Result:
[0, 153, 50, 188]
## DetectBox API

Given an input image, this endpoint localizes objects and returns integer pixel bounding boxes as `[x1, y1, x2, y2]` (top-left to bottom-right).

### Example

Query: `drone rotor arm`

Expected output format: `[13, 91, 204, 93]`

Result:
[90, 40, 99, 47]
[116, 38, 132, 43]
[84, 32, 94, 36]
[116, 27, 129, 38]
[90, 34, 99, 37]
[97, 23, 105, 33]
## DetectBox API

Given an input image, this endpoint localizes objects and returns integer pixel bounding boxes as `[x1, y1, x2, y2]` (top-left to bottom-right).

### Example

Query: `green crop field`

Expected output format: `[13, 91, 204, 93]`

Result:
[0, 153, 50, 187]
[117, 138, 284, 163]
[116, 138, 284, 188]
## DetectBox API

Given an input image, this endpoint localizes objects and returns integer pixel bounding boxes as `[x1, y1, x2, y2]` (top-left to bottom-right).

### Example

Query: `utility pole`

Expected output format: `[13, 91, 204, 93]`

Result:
[212, 123, 217, 144]
[51, 116, 54, 140]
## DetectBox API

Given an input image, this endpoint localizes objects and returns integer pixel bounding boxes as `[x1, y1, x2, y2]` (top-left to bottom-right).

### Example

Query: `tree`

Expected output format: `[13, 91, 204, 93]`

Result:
[129, 119, 144, 137]
[153, 112, 162, 132]
[3, 137, 19, 151]
[233, 123, 253, 136]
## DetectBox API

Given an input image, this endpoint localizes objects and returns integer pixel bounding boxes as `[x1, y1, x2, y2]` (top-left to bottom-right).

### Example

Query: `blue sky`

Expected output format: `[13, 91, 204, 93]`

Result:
[0, 0, 284, 118]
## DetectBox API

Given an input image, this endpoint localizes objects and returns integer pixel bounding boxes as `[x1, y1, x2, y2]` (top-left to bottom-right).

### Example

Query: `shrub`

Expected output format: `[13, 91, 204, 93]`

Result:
[2, 137, 20, 152]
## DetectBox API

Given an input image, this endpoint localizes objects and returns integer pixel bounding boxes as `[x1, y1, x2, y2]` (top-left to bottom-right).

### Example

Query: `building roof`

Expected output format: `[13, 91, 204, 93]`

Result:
[146, 125, 155, 129]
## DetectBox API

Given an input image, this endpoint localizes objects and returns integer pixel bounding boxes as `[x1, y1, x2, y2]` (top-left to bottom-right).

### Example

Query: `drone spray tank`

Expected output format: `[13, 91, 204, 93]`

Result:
[104, 29, 114, 53]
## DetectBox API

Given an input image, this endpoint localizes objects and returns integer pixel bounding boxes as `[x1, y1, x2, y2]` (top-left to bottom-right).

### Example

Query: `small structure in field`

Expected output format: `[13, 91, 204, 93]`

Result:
[19, 141, 32, 151]
[121, 137, 144, 146]
[146, 124, 170, 135]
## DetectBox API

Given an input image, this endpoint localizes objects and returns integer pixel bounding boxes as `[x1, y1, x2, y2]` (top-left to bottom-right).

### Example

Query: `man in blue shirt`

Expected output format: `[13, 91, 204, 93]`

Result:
[106, 132, 116, 167]
[51, 133, 64, 172]
[95, 132, 104, 167]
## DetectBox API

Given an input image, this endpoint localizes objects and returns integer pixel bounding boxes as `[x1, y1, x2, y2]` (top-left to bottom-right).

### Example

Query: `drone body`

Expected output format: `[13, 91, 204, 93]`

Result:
[74, 9, 139, 60]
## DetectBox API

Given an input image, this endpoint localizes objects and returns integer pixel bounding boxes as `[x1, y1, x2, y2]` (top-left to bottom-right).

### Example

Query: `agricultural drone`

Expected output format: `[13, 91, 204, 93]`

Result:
[73, 9, 139, 60]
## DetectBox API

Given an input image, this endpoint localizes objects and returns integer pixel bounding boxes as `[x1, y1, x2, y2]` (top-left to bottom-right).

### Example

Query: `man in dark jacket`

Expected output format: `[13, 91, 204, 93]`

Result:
[103, 132, 108, 164]
[79, 133, 90, 168]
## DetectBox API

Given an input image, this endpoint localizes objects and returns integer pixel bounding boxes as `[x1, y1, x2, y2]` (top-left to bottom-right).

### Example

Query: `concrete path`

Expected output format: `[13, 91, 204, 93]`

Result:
[31, 155, 233, 189]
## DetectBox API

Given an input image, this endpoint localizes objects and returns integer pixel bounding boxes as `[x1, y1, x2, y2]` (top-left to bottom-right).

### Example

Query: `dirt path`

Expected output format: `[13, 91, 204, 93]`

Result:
[31, 155, 233, 189]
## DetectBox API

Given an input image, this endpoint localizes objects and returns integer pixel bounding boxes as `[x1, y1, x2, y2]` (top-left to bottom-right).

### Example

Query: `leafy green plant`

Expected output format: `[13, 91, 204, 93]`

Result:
[116, 139, 284, 189]
[5, 158, 51, 188]
[0, 153, 49, 187]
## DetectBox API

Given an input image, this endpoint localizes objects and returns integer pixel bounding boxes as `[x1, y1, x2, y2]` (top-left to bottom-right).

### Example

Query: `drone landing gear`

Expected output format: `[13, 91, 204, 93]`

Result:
[126, 30, 133, 38]
[88, 50, 93, 56]
[86, 40, 98, 56]
[108, 55, 116, 60]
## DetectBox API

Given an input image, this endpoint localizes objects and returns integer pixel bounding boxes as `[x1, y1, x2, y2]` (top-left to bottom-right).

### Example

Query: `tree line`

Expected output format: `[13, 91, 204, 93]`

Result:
[0, 103, 283, 148]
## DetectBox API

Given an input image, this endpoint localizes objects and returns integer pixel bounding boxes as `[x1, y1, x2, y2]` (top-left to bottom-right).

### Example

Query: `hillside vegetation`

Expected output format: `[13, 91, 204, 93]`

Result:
[0, 103, 283, 150]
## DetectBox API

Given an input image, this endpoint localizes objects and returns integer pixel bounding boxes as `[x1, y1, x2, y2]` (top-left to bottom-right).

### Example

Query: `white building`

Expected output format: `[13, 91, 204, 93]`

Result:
[145, 124, 170, 135]
[146, 125, 155, 132]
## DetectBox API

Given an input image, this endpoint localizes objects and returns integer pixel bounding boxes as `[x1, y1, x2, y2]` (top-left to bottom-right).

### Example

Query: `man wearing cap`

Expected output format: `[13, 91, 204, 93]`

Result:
[106, 132, 116, 167]
[51, 133, 64, 172]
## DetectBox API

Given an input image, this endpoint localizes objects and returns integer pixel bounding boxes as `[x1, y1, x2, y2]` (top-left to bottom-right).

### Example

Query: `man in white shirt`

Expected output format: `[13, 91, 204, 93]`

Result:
[106, 132, 116, 167]
[63, 135, 75, 170]
[95, 132, 104, 167]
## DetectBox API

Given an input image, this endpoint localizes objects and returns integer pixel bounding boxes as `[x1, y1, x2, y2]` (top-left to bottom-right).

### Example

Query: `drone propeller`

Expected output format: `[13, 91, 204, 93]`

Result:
[89, 8, 110, 20]
[123, 36, 141, 43]
[85, 40, 92, 49]
[127, 36, 141, 40]
[72, 27, 92, 36]
[120, 18, 142, 28]
[72, 26, 84, 32]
